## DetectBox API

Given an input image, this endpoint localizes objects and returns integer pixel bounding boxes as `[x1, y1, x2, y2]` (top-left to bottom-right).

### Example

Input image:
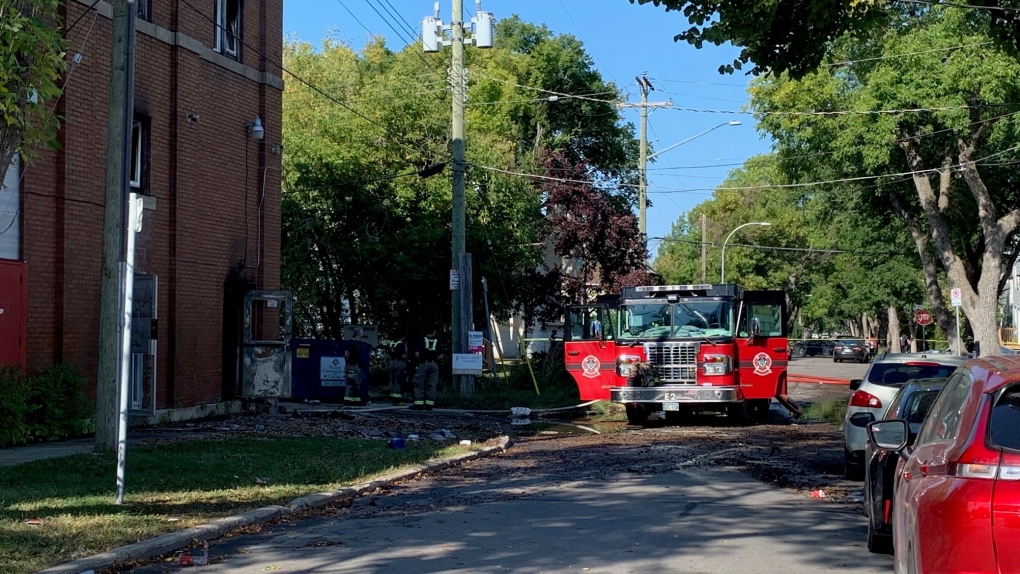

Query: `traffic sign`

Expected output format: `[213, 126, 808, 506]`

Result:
[951, 288, 962, 307]
[915, 309, 934, 326]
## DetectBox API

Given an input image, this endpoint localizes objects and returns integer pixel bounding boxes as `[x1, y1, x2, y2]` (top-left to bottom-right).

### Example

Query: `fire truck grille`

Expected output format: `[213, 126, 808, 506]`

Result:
[644, 343, 699, 384]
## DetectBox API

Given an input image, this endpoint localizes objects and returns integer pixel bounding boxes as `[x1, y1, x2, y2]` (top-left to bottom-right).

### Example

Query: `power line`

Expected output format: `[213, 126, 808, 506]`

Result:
[653, 236, 900, 256]
[671, 103, 1020, 117]
[826, 41, 994, 67]
[473, 141, 1020, 196]
[895, 0, 1020, 13]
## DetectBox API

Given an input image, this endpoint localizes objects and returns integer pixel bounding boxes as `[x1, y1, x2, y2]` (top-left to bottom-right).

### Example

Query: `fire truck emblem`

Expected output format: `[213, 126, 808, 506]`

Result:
[581, 355, 601, 378]
[752, 352, 773, 376]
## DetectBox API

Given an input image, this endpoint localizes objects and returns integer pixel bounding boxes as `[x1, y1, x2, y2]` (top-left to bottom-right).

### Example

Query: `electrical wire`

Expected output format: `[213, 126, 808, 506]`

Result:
[473, 141, 1020, 196]
[671, 103, 1020, 117]
[826, 41, 995, 67]
[652, 236, 901, 256]
[895, 0, 1020, 13]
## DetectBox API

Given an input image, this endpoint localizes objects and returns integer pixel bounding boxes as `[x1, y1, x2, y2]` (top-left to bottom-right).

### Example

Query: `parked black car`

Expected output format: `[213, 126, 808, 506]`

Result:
[850, 377, 948, 554]
[790, 339, 835, 358]
[833, 338, 869, 363]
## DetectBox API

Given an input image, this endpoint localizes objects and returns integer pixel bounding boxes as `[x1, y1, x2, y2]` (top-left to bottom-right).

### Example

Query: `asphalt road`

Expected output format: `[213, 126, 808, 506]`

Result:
[130, 421, 890, 573]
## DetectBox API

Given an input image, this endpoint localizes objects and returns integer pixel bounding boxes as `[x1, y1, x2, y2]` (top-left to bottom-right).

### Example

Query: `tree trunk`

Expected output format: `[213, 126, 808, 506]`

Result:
[888, 306, 900, 354]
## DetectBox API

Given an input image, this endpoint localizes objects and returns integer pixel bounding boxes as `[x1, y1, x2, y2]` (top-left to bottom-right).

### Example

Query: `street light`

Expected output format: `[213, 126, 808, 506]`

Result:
[721, 221, 770, 283]
[648, 120, 742, 162]
[639, 120, 741, 240]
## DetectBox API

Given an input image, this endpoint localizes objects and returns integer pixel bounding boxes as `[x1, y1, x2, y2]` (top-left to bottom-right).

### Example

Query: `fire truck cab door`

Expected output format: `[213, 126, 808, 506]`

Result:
[736, 291, 788, 401]
[564, 305, 617, 401]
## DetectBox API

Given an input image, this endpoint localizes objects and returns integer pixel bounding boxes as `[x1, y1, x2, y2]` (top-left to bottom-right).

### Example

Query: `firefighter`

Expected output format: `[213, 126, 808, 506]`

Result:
[388, 336, 408, 405]
[343, 327, 370, 407]
[411, 328, 442, 410]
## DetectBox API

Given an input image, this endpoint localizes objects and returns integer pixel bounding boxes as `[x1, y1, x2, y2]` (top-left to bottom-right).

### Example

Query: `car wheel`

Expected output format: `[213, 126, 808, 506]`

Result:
[867, 518, 894, 554]
[834, 358, 840, 363]
[792, 346, 806, 358]
[844, 449, 865, 481]
[625, 404, 648, 426]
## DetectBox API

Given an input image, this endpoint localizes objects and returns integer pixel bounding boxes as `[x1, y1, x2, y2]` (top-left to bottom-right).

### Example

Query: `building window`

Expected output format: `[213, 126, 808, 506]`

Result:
[214, 0, 241, 58]
[130, 120, 145, 191]
[137, 0, 151, 22]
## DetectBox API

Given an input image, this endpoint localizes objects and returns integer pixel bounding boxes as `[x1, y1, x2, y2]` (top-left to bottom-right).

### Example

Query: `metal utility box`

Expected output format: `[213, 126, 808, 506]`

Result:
[0, 259, 27, 368]
[291, 338, 359, 402]
[240, 290, 294, 398]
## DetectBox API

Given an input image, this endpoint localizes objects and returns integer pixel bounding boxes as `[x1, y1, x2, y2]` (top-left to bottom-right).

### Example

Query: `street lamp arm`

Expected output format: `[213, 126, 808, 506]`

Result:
[721, 221, 770, 284]
[648, 120, 742, 161]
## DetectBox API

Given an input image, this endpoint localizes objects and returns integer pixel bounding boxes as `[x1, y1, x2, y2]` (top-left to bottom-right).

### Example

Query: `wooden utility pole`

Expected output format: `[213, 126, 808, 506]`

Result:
[450, 0, 466, 395]
[96, 0, 136, 454]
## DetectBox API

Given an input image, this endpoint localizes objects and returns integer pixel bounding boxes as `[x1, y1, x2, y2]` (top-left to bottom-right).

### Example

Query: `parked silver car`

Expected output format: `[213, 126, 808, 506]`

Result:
[842, 352, 965, 480]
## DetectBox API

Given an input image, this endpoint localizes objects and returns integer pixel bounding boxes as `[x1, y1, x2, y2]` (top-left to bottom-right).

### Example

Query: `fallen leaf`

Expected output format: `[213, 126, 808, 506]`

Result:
[263, 565, 281, 571]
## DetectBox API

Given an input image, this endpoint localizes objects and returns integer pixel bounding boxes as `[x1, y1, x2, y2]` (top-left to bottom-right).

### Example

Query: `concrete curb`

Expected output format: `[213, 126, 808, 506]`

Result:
[34, 436, 513, 574]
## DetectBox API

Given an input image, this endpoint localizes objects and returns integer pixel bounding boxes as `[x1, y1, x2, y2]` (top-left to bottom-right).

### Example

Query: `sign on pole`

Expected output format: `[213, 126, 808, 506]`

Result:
[467, 330, 484, 354]
[450, 269, 460, 290]
[452, 353, 483, 375]
[950, 288, 962, 308]
[914, 309, 933, 326]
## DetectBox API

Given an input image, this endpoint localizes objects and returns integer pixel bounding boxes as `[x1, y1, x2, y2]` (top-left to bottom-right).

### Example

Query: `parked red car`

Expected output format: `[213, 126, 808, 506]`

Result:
[868, 355, 1020, 574]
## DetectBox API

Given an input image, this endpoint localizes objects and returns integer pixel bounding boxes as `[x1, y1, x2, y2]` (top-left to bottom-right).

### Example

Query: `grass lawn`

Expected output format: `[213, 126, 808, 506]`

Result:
[0, 437, 459, 574]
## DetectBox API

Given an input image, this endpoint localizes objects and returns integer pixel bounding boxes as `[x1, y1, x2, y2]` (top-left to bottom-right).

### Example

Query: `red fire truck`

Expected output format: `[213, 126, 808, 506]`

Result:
[564, 283, 801, 424]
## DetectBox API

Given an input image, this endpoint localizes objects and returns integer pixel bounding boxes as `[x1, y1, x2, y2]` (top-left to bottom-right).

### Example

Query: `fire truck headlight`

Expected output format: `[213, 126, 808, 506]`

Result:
[701, 354, 731, 376]
[616, 354, 641, 377]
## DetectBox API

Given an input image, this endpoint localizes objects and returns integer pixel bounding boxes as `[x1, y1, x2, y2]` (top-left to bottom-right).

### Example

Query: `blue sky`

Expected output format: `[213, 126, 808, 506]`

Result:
[283, 1, 773, 251]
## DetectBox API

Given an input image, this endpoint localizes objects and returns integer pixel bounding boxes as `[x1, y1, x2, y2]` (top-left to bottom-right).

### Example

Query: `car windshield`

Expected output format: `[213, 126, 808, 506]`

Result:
[866, 362, 958, 386]
[618, 302, 733, 339]
[990, 384, 1020, 450]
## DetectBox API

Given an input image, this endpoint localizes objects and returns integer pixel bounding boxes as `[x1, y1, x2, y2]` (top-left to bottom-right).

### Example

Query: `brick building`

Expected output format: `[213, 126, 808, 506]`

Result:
[0, 0, 283, 414]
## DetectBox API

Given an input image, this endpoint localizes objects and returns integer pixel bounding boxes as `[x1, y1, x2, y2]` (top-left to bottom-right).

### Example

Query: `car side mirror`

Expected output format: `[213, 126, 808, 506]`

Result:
[849, 412, 875, 428]
[849, 379, 863, 391]
[867, 419, 909, 451]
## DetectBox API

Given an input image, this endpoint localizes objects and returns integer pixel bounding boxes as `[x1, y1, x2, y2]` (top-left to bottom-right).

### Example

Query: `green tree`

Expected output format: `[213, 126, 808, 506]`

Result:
[282, 20, 641, 339]
[655, 154, 926, 339]
[627, 0, 1020, 78]
[0, 0, 66, 182]
[749, 7, 1020, 351]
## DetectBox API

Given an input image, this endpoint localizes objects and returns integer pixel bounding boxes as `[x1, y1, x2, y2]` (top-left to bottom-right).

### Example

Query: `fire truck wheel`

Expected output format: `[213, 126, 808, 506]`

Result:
[727, 402, 752, 425]
[749, 399, 770, 421]
[625, 404, 648, 425]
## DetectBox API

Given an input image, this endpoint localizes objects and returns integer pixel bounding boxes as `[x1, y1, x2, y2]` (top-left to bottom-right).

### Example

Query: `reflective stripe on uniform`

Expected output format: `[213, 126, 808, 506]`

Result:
[425, 337, 437, 351]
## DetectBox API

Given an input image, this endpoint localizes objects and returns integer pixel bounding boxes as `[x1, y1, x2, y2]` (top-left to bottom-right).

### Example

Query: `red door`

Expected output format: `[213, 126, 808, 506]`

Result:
[564, 305, 619, 401]
[991, 384, 1020, 574]
[0, 260, 27, 368]
[736, 295, 788, 401]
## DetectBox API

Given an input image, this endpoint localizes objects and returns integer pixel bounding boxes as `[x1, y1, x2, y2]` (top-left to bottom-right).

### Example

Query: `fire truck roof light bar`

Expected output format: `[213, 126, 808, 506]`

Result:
[635, 284, 712, 293]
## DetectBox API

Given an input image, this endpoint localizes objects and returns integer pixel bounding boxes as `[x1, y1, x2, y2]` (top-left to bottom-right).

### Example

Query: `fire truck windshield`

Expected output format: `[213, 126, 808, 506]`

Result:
[618, 302, 733, 339]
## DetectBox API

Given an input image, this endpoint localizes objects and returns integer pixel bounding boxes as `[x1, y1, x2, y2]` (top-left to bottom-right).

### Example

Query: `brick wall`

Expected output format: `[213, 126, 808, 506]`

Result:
[20, 0, 283, 408]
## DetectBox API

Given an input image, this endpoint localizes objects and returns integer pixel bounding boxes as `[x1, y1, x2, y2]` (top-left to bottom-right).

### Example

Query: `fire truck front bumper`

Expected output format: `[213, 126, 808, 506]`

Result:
[610, 386, 739, 404]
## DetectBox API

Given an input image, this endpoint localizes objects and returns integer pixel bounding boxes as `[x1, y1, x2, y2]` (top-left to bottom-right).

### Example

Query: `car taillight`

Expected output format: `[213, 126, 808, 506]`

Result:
[850, 390, 882, 408]
[948, 436, 1020, 480]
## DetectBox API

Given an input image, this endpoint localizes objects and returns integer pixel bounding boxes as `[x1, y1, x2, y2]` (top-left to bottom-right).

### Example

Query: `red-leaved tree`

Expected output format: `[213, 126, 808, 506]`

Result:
[542, 152, 653, 303]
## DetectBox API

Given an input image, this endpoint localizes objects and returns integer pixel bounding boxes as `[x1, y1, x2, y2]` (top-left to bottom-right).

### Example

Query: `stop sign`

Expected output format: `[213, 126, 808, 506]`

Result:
[915, 309, 933, 326]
